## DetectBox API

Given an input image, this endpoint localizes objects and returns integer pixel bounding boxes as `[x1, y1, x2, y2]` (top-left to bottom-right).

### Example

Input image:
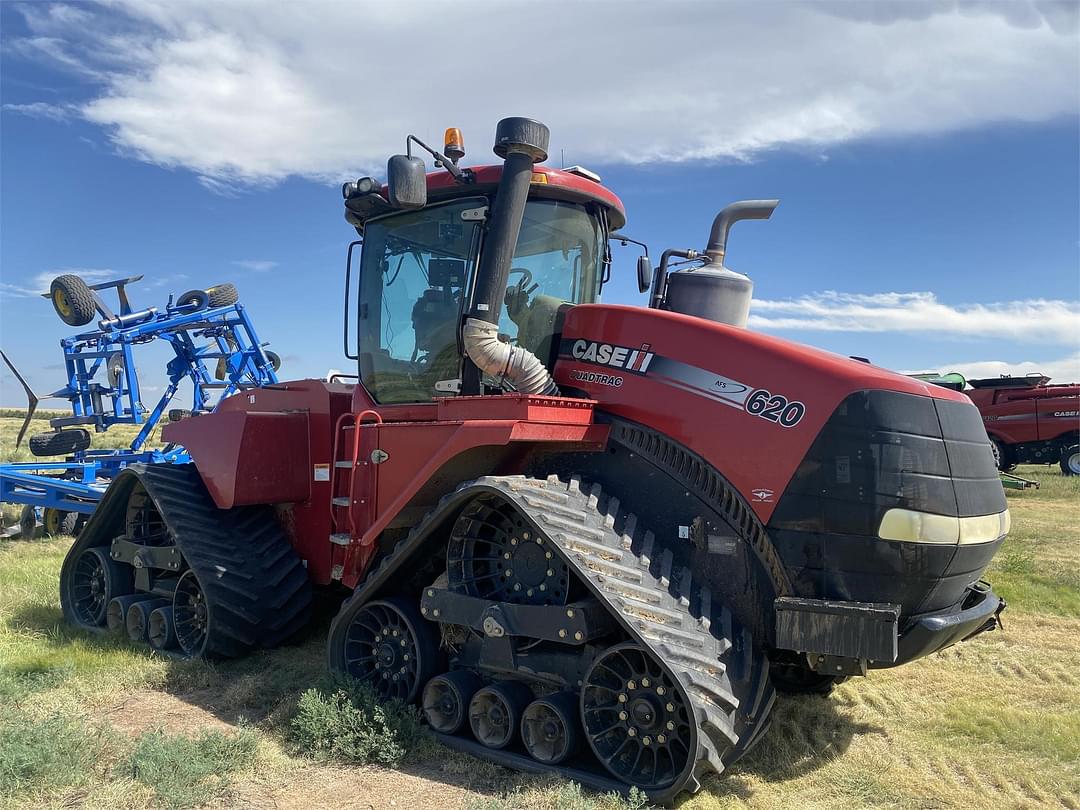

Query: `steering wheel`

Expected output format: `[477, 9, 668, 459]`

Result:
[508, 266, 534, 292]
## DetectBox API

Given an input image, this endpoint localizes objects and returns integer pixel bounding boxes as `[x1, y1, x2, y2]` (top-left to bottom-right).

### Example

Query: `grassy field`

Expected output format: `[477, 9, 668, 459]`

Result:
[1, 412, 1077, 809]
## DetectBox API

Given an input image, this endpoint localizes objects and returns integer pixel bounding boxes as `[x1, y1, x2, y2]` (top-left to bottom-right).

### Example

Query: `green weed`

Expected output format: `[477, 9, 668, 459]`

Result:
[122, 727, 258, 810]
[0, 707, 107, 799]
[290, 679, 428, 767]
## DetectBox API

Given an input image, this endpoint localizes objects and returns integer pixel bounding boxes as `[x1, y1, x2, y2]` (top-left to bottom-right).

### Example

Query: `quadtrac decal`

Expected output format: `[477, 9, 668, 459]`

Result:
[558, 338, 807, 428]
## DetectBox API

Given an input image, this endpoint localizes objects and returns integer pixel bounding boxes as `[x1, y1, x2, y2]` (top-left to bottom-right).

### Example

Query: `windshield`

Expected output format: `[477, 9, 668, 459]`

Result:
[499, 199, 605, 360]
[356, 196, 605, 404]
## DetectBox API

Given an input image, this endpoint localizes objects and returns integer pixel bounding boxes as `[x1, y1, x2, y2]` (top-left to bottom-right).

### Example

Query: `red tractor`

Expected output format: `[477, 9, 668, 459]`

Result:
[59, 119, 1010, 802]
[965, 375, 1080, 475]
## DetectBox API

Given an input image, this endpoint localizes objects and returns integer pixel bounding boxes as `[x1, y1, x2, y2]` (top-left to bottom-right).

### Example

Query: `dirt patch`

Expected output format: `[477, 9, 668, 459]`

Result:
[226, 761, 499, 810]
[100, 689, 523, 810]
[99, 689, 236, 736]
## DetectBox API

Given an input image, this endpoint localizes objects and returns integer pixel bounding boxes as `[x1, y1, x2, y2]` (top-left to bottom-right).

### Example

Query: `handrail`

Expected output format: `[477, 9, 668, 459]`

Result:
[329, 409, 383, 536]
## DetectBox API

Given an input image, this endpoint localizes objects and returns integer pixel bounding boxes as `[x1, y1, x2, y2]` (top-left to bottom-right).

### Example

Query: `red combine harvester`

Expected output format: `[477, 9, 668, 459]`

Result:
[60, 119, 1010, 801]
[966, 375, 1080, 475]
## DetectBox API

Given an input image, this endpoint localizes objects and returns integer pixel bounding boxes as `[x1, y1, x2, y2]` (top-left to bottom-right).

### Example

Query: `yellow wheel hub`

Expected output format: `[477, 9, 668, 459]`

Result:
[44, 508, 62, 535]
[53, 289, 72, 317]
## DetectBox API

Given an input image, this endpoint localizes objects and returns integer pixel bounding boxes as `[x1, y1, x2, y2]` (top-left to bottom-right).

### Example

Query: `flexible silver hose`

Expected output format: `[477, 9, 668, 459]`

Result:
[462, 317, 559, 395]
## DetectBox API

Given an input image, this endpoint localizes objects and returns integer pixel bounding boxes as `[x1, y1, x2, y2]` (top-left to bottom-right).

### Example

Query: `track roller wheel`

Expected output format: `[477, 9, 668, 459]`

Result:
[107, 594, 155, 633]
[581, 643, 695, 793]
[468, 681, 533, 750]
[448, 496, 570, 606]
[126, 598, 169, 642]
[148, 606, 178, 650]
[423, 671, 483, 734]
[332, 597, 439, 702]
[66, 547, 133, 627]
[173, 570, 212, 656]
[521, 691, 580, 765]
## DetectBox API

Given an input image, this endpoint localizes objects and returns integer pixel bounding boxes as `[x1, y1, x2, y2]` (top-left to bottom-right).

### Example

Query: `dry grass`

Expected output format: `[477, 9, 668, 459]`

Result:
[1, 406, 1078, 809]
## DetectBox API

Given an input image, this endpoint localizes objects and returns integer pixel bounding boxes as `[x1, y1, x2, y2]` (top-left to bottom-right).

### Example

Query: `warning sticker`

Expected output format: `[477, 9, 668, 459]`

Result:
[313, 463, 330, 482]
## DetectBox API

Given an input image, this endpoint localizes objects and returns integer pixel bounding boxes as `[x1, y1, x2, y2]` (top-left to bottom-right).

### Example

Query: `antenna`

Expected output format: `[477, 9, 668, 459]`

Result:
[561, 148, 565, 168]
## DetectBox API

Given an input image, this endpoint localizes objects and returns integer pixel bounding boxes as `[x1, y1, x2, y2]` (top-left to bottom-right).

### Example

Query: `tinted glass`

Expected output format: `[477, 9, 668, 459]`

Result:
[357, 199, 483, 403]
[500, 200, 604, 358]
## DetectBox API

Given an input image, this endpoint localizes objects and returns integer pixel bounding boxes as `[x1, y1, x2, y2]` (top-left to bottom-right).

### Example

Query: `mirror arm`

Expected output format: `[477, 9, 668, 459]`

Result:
[406, 134, 465, 181]
[611, 232, 652, 294]
[611, 232, 649, 252]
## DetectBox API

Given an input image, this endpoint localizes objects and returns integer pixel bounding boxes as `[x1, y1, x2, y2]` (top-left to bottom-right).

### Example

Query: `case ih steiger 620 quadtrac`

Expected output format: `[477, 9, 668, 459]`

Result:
[60, 118, 1010, 802]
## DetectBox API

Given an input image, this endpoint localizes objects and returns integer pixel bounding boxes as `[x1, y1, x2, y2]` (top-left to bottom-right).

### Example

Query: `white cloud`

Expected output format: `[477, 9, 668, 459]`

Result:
[232, 259, 277, 273]
[749, 291, 1080, 343]
[904, 352, 1080, 384]
[0, 269, 115, 299]
[2, 102, 76, 122]
[8, 1, 1077, 186]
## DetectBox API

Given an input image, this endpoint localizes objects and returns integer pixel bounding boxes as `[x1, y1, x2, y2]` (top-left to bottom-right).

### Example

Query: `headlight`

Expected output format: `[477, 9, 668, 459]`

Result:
[878, 508, 1010, 545]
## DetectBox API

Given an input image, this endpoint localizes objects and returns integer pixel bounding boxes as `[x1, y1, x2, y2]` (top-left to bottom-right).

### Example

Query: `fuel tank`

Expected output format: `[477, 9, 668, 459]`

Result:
[553, 304, 1008, 618]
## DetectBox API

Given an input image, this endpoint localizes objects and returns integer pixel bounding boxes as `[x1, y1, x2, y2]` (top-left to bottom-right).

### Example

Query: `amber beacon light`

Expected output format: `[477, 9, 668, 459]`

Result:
[444, 127, 465, 163]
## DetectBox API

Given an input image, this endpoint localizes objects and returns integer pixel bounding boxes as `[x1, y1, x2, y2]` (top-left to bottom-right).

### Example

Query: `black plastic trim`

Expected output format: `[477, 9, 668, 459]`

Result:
[884, 581, 1002, 668]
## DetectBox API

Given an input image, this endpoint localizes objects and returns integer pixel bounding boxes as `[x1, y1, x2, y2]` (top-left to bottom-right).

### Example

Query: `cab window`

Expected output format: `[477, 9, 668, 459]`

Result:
[499, 200, 605, 360]
[357, 198, 483, 404]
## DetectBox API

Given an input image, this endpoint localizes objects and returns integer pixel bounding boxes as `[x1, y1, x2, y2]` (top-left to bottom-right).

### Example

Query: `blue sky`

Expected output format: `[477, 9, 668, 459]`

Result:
[2, 1, 1078, 408]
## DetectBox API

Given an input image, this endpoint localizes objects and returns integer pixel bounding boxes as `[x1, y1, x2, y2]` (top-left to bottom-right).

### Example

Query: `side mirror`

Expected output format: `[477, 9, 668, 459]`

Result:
[637, 255, 653, 294]
[387, 154, 427, 209]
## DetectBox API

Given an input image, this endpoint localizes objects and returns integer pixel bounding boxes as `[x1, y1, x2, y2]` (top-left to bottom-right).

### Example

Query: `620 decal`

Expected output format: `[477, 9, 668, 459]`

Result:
[744, 388, 806, 427]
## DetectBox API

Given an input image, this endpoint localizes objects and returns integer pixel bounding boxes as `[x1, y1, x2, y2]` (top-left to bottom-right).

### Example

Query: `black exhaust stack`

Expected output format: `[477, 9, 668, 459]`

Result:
[468, 117, 549, 324]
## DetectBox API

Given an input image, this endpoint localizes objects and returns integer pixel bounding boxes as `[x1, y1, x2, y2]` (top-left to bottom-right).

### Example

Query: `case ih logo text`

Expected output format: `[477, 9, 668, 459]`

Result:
[571, 340, 655, 374]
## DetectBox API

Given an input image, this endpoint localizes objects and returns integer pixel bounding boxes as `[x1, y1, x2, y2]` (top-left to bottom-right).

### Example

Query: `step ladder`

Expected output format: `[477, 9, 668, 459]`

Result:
[328, 410, 382, 577]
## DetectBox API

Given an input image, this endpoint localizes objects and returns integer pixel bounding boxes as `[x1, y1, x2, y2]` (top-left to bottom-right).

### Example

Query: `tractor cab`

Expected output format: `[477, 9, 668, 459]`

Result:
[343, 128, 625, 405]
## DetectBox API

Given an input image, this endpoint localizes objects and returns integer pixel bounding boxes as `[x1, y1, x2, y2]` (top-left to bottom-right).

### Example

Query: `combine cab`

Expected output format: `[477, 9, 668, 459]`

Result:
[60, 119, 1010, 802]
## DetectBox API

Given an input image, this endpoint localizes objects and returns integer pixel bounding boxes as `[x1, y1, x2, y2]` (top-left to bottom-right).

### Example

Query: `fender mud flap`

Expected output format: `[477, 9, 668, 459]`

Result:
[331, 474, 775, 802]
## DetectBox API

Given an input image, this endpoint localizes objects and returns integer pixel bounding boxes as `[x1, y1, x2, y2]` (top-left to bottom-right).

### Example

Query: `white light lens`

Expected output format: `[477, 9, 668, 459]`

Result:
[878, 508, 1010, 545]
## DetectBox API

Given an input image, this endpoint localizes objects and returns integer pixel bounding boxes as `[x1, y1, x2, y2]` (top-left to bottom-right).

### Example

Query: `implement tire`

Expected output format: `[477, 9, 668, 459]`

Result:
[205, 283, 239, 308]
[43, 508, 81, 537]
[29, 429, 91, 457]
[50, 274, 97, 326]
[19, 505, 37, 539]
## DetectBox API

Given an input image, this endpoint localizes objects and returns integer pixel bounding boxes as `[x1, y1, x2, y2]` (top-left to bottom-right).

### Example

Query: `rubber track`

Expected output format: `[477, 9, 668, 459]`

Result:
[63, 463, 311, 657]
[334, 473, 775, 801]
